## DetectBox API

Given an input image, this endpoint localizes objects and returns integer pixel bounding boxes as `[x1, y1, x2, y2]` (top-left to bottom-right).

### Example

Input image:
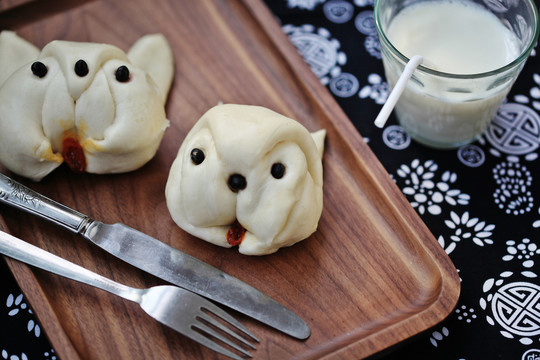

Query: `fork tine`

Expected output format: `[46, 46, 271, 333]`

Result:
[201, 304, 260, 343]
[192, 319, 253, 358]
[185, 328, 247, 360]
[196, 311, 256, 351]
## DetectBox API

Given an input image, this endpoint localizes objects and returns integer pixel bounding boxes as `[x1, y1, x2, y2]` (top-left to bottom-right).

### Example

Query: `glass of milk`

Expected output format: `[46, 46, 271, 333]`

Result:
[374, 0, 539, 149]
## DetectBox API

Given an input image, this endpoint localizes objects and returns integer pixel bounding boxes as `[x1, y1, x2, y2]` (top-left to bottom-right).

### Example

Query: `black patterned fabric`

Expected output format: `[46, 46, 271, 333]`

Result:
[265, 1, 540, 359]
[0, 258, 56, 359]
[1, 1, 540, 359]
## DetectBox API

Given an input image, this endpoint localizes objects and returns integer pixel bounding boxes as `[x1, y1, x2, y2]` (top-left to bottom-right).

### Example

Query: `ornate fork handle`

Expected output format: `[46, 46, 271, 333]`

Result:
[0, 230, 142, 302]
[0, 173, 90, 234]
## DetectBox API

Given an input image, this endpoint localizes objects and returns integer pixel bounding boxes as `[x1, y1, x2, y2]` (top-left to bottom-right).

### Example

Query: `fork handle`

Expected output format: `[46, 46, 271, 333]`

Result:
[0, 173, 91, 234]
[0, 230, 141, 302]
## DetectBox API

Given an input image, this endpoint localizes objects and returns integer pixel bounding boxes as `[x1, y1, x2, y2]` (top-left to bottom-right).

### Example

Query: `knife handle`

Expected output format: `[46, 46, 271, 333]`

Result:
[0, 173, 90, 234]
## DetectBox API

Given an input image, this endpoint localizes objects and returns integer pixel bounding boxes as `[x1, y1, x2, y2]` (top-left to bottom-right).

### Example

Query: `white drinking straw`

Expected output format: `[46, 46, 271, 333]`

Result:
[374, 55, 424, 128]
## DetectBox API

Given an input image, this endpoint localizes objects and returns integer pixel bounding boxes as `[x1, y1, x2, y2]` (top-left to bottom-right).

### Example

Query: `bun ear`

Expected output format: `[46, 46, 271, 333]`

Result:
[311, 129, 326, 159]
[128, 33, 174, 103]
[0, 31, 40, 86]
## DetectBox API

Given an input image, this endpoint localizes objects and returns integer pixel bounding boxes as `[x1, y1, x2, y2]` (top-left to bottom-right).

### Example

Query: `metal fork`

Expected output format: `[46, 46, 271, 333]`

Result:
[0, 230, 258, 359]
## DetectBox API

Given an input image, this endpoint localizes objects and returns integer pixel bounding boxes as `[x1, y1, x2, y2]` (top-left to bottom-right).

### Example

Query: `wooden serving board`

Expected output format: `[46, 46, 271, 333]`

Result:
[0, 0, 460, 359]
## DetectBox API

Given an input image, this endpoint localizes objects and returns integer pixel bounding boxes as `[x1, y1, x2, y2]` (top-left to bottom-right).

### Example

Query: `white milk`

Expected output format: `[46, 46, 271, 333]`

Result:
[386, 0, 520, 74]
[381, 0, 523, 148]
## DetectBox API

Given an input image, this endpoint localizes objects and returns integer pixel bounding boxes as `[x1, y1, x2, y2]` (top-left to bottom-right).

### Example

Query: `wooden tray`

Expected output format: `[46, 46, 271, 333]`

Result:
[0, 0, 460, 359]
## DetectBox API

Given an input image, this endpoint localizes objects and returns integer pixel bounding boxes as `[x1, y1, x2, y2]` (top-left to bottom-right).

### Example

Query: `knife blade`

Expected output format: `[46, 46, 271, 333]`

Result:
[0, 173, 310, 340]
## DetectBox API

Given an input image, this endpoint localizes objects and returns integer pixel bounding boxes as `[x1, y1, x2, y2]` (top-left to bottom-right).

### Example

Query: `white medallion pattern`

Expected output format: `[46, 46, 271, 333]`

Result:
[480, 235, 539, 346]
[355, 10, 381, 58]
[481, 277, 540, 345]
[329, 72, 360, 97]
[457, 145, 486, 167]
[382, 125, 411, 150]
[485, 103, 540, 155]
[323, 0, 355, 23]
[492, 282, 540, 338]
[522, 348, 540, 360]
[354, 9, 376, 35]
[282, 24, 346, 85]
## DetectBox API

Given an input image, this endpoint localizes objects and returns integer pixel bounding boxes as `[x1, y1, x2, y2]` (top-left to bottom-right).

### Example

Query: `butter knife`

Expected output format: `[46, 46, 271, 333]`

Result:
[0, 173, 310, 340]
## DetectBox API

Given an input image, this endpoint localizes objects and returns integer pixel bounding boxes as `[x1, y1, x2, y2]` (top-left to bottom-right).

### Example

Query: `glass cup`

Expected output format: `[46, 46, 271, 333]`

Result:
[374, 0, 539, 149]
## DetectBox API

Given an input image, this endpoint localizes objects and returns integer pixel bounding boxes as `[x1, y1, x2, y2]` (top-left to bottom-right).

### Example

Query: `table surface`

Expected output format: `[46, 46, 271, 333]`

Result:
[1, 0, 539, 359]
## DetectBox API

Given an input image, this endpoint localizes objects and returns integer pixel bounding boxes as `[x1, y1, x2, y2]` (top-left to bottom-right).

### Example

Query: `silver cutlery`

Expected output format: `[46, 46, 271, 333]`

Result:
[0, 173, 310, 340]
[0, 230, 258, 360]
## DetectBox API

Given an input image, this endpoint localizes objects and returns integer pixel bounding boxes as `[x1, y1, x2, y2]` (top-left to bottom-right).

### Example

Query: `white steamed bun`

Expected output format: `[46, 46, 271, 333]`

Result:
[166, 104, 325, 255]
[0, 31, 174, 181]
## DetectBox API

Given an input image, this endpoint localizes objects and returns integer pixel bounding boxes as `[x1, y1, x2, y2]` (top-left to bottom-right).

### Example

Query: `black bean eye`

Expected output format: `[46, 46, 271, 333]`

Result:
[74, 60, 89, 77]
[271, 163, 285, 179]
[190, 148, 205, 165]
[115, 65, 130, 82]
[31, 61, 48, 78]
[228, 174, 247, 192]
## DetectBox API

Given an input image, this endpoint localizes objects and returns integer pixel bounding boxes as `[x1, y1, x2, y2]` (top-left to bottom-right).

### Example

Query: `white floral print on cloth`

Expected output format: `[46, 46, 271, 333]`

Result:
[359, 73, 389, 105]
[515, 73, 540, 111]
[493, 160, 535, 216]
[1, 350, 28, 360]
[287, 0, 325, 10]
[395, 159, 470, 215]
[6, 293, 40, 337]
[438, 211, 495, 254]
[0, 262, 53, 359]
[271, 0, 540, 359]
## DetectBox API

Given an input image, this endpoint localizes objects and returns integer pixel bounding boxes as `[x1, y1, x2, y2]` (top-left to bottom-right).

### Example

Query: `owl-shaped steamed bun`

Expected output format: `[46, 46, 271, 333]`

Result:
[165, 104, 326, 256]
[0, 31, 174, 181]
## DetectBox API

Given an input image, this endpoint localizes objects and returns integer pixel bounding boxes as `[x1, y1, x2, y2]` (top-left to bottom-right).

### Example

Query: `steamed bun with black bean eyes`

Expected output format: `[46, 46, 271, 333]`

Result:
[0, 31, 174, 181]
[165, 104, 326, 256]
